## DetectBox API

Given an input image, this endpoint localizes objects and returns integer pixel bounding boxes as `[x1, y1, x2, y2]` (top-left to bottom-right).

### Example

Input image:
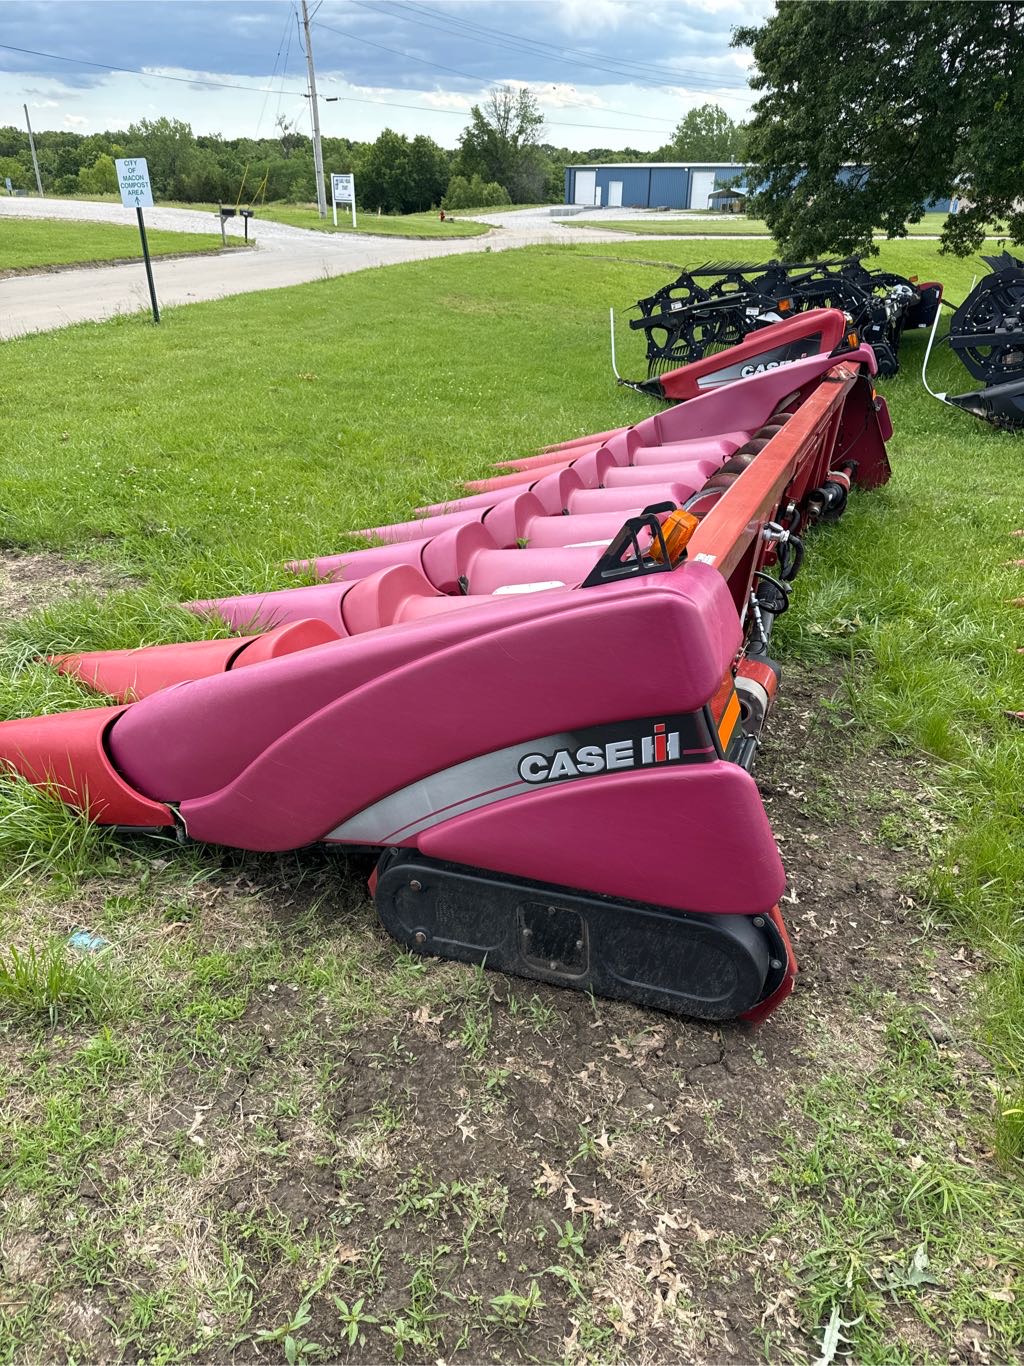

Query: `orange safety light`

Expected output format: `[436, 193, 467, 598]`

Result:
[649, 508, 700, 565]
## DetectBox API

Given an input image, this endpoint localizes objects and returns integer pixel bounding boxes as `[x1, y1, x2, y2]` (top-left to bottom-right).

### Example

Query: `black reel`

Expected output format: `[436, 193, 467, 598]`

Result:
[948, 252, 1024, 385]
[626, 256, 922, 382]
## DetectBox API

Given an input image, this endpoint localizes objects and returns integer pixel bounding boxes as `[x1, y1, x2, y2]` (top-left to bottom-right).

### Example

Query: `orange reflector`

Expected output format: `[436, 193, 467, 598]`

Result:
[649, 509, 699, 565]
[910, 274, 918, 283]
[717, 690, 742, 750]
[778, 297, 793, 312]
[846, 330, 859, 348]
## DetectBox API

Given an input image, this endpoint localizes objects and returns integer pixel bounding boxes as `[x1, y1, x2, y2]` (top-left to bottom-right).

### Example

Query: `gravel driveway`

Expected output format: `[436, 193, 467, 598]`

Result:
[0, 198, 751, 339]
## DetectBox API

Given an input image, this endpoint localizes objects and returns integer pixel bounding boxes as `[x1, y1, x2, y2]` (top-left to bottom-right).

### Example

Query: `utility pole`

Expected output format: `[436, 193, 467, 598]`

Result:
[23, 104, 43, 196]
[300, 0, 328, 219]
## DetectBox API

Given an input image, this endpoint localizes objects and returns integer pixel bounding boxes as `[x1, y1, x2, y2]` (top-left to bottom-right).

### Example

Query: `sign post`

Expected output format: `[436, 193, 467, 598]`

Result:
[331, 173, 356, 228]
[114, 157, 159, 324]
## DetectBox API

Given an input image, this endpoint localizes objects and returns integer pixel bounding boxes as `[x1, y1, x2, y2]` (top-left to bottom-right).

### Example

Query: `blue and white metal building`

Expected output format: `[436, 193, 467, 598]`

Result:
[565, 161, 954, 214]
[563, 162, 744, 211]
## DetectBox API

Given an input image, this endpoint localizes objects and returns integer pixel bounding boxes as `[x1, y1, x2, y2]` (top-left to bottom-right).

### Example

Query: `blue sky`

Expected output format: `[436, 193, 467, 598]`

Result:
[0, 0, 769, 149]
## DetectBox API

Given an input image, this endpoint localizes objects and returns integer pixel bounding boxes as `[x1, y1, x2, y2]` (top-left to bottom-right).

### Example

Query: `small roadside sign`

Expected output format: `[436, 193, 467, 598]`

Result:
[114, 156, 159, 324]
[331, 172, 356, 228]
[115, 157, 154, 208]
[4, 177, 11, 194]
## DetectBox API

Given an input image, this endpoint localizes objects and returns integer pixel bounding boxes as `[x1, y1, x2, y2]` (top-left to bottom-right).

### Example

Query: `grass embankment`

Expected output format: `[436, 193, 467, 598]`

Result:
[0, 217, 239, 270]
[0, 241, 1022, 1362]
[255, 203, 490, 238]
[568, 213, 773, 236]
[59, 194, 492, 239]
[567, 210, 986, 239]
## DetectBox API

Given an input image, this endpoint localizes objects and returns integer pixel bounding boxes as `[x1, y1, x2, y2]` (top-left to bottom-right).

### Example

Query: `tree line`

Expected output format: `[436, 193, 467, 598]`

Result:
[0, 91, 748, 215]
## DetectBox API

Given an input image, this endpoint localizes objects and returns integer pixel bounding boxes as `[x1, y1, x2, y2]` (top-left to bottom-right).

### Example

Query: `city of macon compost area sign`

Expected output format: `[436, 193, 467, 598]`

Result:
[114, 156, 159, 323]
[115, 157, 154, 208]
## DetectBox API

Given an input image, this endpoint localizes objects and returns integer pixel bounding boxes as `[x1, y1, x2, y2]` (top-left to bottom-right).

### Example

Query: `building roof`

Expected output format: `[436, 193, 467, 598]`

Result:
[710, 185, 748, 196]
[565, 162, 746, 170]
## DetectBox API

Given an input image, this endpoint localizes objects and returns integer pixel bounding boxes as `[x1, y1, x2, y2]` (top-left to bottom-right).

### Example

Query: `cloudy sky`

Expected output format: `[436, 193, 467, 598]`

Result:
[0, 0, 770, 150]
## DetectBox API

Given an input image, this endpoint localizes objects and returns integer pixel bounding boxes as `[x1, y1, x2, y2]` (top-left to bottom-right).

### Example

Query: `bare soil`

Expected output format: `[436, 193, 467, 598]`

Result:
[0, 549, 137, 617]
[138, 671, 986, 1359]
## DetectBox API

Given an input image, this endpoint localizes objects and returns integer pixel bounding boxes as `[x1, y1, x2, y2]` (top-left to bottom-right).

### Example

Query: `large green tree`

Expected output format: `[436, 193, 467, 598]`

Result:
[735, 1, 1024, 256]
[658, 103, 744, 163]
[125, 117, 199, 198]
[457, 85, 549, 202]
[358, 129, 449, 213]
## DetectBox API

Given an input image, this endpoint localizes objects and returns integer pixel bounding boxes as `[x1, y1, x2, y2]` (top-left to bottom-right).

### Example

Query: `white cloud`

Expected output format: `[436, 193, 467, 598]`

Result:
[63, 114, 88, 126]
[555, 0, 628, 31]
[419, 90, 477, 111]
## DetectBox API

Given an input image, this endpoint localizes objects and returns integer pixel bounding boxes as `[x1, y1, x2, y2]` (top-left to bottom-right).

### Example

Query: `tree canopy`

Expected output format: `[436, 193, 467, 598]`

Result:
[457, 85, 548, 203]
[735, 0, 1024, 257]
[657, 104, 746, 163]
[358, 129, 449, 213]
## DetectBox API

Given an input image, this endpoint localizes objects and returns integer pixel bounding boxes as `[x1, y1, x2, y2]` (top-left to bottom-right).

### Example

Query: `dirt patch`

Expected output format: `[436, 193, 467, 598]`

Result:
[0, 549, 138, 617]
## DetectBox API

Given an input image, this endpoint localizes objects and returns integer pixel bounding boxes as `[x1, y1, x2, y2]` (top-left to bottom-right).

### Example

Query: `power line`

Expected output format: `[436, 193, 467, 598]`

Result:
[331, 90, 683, 133]
[0, 41, 312, 98]
[274, 9, 297, 128]
[0, 36, 741, 139]
[395, 0, 751, 89]
[346, 0, 753, 100]
[255, 4, 295, 135]
[313, 16, 679, 130]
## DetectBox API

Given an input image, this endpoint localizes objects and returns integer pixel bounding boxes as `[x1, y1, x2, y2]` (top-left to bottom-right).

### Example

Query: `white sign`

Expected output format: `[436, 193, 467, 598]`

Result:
[115, 157, 154, 209]
[331, 172, 356, 228]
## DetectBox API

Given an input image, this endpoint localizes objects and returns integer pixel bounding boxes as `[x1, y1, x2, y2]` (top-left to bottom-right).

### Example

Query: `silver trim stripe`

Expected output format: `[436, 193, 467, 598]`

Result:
[325, 715, 714, 845]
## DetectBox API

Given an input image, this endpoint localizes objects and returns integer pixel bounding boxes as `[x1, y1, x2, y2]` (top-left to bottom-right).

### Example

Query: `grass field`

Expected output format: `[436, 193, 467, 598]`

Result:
[1, 217, 240, 270]
[568, 213, 773, 236]
[63, 195, 492, 239]
[1, 239, 1023, 1363]
[567, 211, 992, 240]
[251, 203, 490, 238]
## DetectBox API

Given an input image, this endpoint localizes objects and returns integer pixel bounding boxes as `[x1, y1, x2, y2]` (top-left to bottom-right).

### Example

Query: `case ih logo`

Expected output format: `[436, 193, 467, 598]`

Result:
[518, 723, 681, 784]
[739, 358, 792, 376]
[698, 338, 821, 389]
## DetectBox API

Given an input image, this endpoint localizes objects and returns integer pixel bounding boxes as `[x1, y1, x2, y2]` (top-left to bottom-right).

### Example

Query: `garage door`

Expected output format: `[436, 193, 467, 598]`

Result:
[689, 170, 716, 210]
[574, 170, 597, 206]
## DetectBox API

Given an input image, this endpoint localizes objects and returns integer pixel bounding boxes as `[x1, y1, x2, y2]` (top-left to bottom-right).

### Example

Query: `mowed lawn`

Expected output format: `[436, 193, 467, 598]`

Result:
[65, 194, 494, 238]
[0, 217, 241, 270]
[568, 210, 996, 239]
[568, 214, 773, 236]
[254, 202, 490, 238]
[1, 241, 1023, 1363]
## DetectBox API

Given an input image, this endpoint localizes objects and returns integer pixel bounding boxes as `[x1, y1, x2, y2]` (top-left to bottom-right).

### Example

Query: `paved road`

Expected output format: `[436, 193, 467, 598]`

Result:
[0, 198, 765, 340]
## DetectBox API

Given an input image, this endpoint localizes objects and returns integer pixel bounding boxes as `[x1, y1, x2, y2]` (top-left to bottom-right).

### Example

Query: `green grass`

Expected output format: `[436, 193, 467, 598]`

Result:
[568, 213, 773, 236]
[40, 194, 490, 239]
[566, 210, 1001, 240]
[1, 217, 239, 269]
[200, 201, 490, 239]
[765, 995, 1024, 1363]
[1, 237, 1023, 1361]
